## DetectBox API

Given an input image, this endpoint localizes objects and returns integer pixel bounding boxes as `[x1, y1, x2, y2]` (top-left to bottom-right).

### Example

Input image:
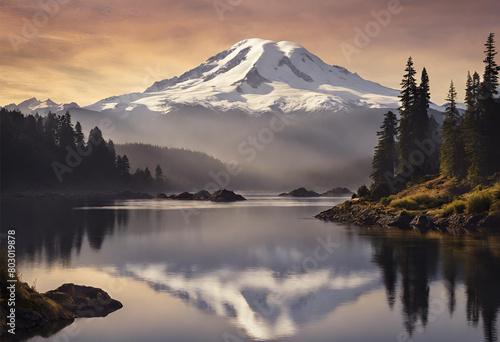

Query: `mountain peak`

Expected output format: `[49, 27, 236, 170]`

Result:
[87, 38, 405, 114]
[3, 98, 79, 115]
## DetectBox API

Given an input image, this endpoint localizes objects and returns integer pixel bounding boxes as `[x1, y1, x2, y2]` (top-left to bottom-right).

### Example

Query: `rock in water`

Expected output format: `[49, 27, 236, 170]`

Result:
[321, 187, 353, 197]
[193, 190, 211, 200]
[0, 282, 122, 341]
[170, 191, 194, 200]
[44, 283, 123, 318]
[279, 187, 321, 197]
[209, 189, 246, 202]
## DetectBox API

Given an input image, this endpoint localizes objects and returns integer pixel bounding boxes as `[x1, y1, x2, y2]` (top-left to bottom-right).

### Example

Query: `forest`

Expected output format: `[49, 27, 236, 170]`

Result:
[365, 33, 500, 200]
[0, 108, 165, 192]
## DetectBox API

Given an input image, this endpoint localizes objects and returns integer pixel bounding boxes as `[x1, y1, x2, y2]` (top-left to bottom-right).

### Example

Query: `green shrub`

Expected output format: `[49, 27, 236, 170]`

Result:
[442, 200, 467, 215]
[466, 193, 492, 214]
[380, 197, 391, 206]
[411, 194, 432, 205]
[389, 198, 419, 210]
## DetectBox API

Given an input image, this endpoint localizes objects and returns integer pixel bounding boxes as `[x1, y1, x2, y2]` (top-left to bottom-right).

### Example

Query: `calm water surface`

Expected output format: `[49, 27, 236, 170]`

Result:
[2, 195, 499, 342]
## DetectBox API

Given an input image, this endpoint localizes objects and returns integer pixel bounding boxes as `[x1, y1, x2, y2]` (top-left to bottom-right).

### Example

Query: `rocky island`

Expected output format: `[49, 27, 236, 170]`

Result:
[279, 187, 353, 198]
[157, 189, 246, 202]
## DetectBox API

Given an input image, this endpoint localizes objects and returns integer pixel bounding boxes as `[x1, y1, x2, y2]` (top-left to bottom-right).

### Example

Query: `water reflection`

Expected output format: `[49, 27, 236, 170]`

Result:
[115, 264, 379, 340]
[1, 198, 499, 342]
[366, 230, 500, 342]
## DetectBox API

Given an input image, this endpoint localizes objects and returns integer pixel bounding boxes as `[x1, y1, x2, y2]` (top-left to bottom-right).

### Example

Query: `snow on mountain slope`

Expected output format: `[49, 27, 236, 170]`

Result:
[85, 38, 429, 114]
[4, 97, 80, 115]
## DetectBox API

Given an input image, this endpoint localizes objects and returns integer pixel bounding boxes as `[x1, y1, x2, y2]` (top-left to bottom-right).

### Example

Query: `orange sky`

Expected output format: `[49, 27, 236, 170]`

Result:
[1, 0, 499, 107]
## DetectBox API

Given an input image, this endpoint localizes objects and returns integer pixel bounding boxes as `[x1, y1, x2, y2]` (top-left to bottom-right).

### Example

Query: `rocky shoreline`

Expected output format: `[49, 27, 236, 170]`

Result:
[316, 200, 500, 234]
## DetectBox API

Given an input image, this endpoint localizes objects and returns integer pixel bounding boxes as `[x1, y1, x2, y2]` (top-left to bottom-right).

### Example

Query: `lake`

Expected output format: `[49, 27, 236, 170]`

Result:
[2, 195, 499, 342]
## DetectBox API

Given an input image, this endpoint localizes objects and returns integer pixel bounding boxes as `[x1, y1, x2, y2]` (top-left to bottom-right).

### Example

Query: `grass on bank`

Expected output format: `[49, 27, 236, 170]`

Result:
[359, 175, 500, 218]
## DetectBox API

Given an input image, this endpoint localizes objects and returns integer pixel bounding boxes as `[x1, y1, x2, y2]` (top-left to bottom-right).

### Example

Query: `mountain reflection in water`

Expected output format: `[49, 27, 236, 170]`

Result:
[1, 197, 499, 342]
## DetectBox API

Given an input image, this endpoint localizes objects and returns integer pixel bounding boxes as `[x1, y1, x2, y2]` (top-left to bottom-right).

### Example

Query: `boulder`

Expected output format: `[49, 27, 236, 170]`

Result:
[1, 282, 122, 341]
[378, 212, 414, 229]
[279, 187, 321, 197]
[170, 191, 194, 200]
[193, 190, 211, 200]
[209, 189, 246, 202]
[410, 213, 435, 231]
[44, 283, 123, 318]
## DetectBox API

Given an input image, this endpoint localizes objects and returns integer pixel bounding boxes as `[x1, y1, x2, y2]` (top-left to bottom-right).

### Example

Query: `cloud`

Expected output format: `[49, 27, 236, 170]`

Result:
[1, 0, 499, 106]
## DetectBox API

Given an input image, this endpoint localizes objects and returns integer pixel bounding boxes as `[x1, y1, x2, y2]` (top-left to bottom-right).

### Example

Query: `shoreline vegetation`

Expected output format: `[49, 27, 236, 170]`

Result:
[317, 33, 500, 235]
[316, 174, 500, 234]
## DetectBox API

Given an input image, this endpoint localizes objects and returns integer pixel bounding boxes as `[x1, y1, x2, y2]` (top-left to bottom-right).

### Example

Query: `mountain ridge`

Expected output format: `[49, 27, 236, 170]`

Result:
[4, 38, 449, 116]
[83, 38, 437, 115]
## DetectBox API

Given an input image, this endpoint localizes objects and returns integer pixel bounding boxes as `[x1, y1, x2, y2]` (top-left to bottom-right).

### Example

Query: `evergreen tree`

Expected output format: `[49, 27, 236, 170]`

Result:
[398, 57, 418, 174]
[463, 72, 486, 181]
[144, 167, 153, 181]
[440, 81, 465, 178]
[398, 58, 430, 179]
[482, 33, 499, 98]
[122, 155, 130, 176]
[74, 121, 84, 145]
[371, 111, 398, 197]
[44, 112, 58, 148]
[57, 112, 75, 150]
[134, 168, 145, 180]
[116, 155, 123, 175]
[155, 164, 163, 180]
[418, 68, 431, 110]
[416, 67, 434, 174]
[479, 33, 500, 173]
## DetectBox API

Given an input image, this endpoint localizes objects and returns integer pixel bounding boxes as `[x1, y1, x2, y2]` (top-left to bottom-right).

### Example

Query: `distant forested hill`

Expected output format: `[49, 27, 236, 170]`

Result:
[115, 143, 233, 191]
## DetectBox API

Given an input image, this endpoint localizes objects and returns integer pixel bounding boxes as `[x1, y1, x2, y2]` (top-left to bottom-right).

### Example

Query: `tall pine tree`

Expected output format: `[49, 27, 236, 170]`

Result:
[370, 111, 398, 197]
[398, 57, 418, 176]
[417, 67, 436, 174]
[440, 81, 465, 178]
[480, 33, 500, 173]
[397, 58, 431, 179]
[462, 72, 486, 181]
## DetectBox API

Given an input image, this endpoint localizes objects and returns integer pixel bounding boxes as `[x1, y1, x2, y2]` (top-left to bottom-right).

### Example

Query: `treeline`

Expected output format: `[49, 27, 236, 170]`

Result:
[365, 33, 500, 199]
[0, 109, 166, 191]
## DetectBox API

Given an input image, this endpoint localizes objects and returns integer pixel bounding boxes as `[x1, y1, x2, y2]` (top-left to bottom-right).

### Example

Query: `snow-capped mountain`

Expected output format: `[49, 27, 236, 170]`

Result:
[85, 38, 407, 114]
[4, 97, 80, 115]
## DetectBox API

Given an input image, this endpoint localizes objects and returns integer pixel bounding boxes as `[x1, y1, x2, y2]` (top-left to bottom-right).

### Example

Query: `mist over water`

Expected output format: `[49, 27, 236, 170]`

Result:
[65, 105, 444, 191]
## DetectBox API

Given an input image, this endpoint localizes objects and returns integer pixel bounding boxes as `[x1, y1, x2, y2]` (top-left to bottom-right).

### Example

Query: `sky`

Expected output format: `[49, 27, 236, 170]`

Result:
[0, 0, 499, 107]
